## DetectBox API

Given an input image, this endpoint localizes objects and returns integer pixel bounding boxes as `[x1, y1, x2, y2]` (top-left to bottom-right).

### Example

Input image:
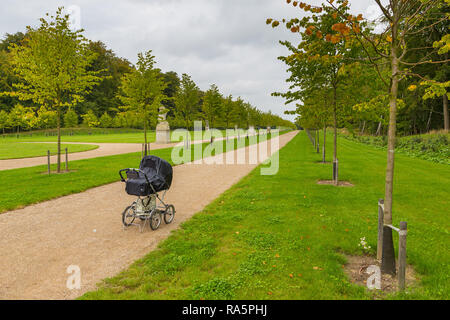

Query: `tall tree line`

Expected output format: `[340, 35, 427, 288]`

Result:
[0, 11, 294, 134]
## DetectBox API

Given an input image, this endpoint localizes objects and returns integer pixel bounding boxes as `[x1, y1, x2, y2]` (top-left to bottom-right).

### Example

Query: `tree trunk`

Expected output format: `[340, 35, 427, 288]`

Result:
[382, 20, 399, 275]
[444, 93, 449, 132]
[144, 113, 148, 156]
[322, 125, 326, 163]
[426, 106, 434, 132]
[333, 85, 338, 184]
[361, 120, 366, 135]
[376, 117, 383, 136]
[57, 107, 61, 173]
[316, 129, 320, 153]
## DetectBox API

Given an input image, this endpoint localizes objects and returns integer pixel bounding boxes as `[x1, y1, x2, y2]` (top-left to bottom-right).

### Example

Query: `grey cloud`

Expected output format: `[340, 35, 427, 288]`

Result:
[1, 0, 376, 121]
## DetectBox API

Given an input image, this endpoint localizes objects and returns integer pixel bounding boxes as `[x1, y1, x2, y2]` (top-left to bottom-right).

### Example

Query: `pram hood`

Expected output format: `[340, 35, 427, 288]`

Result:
[123, 155, 173, 196]
[139, 155, 173, 190]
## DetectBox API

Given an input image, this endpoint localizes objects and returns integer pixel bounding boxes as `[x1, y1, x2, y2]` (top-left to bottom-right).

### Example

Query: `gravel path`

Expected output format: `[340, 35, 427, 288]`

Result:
[0, 131, 297, 299]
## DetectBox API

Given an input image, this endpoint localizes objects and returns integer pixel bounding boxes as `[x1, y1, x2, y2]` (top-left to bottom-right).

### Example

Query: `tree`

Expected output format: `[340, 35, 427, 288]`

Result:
[79, 40, 132, 117]
[269, 0, 365, 183]
[222, 94, 237, 128]
[174, 74, 201, 129]
[118, 50, 168, 148]
[202, 84, 222, 128]
[64, 109, 78, 128]
[36, 106, 57, 129]
[3, 7, 103, 172]
[0, 109, 9, 134]
[278, 0, 449, 275]
[8, 104, 29, 134]
[162, 71, 180, 117]
[327, 0, 449, 274]
[82, 110, 99, 128]
[99, 112, 113, 128]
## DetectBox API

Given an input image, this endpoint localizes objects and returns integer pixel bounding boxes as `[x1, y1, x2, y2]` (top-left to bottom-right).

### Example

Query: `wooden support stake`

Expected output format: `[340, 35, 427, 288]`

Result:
[65, 147, 68, 172]
[47, 150, 51, 175]
[377, 199, 384, 261]
[398, 221, 407, 291]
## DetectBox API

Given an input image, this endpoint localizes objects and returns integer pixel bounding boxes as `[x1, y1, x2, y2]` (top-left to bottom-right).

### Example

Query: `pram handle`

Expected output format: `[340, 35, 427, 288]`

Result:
[118, 168, 158, 194]
[119, 168, 141, 182]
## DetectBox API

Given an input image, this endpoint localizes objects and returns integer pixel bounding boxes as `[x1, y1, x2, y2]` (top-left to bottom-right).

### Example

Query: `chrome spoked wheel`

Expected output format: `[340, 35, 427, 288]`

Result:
[149, 211, 162, 230]
[122, 205, 136, 226]
[164, 205, 175, 224]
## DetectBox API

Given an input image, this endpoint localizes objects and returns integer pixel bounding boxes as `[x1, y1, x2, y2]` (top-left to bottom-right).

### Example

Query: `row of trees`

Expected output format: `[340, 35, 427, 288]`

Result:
[0, 7, 293, 172]
[0, 11, 293, 137]
[269, 0, 448, 276]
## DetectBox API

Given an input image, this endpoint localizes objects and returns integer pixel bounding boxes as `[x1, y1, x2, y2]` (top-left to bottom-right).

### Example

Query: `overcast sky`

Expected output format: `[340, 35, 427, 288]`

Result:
[1, 0, 382, 122]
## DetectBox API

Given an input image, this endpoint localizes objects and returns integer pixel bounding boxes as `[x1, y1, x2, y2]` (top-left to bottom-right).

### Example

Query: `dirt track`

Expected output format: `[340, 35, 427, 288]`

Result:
[0, 131, 297, 299]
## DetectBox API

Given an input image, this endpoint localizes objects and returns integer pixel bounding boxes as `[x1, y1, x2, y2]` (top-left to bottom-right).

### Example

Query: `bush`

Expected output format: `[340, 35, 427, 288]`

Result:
[82, 110, 99, 128]
[99, 112, 113, 128]
[64, 109, 79, 128]
[342, 132, 450, 165]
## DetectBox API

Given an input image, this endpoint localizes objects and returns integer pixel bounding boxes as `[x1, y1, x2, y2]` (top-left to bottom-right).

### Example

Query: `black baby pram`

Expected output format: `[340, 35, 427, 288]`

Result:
[119, 155, 175, 231]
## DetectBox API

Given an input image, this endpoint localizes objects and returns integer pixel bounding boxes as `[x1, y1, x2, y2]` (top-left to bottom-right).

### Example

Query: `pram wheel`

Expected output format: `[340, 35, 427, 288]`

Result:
[122, 205, 136, 226]
[149, 211, 162, 230]
[164, 205, 175, 224]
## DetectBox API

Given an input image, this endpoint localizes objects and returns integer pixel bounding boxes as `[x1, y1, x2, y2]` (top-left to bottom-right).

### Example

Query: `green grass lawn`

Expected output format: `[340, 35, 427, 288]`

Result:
[79, 131, 449, 300]
[0, 132, 281, 213]
[0, 141, 99, 160]
[1, 129, 232, 144]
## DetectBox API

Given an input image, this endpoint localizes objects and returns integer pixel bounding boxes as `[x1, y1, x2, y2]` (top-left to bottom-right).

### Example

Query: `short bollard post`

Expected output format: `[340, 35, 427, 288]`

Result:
[398, 221, 407, 291]
[65, 147, 68, 171]
[47, 150, 51, 175]
[377, 199, 384, 261]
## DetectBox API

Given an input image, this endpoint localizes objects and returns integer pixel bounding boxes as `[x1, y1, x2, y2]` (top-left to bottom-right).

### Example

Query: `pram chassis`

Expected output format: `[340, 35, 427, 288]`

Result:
[119, 168, 175, 232]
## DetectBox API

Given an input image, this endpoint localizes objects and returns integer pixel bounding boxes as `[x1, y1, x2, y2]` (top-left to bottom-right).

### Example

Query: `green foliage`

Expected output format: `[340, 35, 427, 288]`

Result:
[63, 109, 79, 128]
[82, 109, 99, 128]
[36, 106, 57, 129]
[343, 132, 450, 165]
[202, 84, 222, 127]
[118, 50, 169, 142]
[4, 8, 102, 110]
[173, 73, 201, 129]
[99, 112, 113, 128]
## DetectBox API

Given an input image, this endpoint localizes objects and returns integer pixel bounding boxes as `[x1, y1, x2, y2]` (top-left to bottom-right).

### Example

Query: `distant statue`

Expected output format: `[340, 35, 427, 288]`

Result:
[156, 105, 170, 144]
[158, 106, 168, 122]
